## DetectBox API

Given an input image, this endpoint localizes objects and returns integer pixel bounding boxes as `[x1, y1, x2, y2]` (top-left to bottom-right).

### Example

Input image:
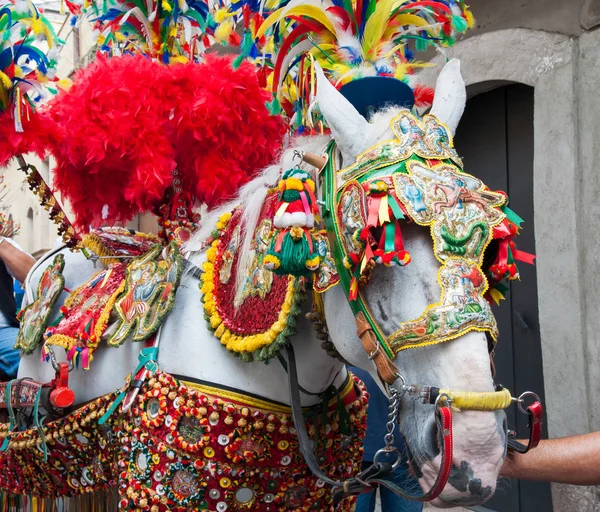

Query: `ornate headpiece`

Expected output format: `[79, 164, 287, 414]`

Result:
[0, 0, 67, 165]
[229, 0, 474, 131]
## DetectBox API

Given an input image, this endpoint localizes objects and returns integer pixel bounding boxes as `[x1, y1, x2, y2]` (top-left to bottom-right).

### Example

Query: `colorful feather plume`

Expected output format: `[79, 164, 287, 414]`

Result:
[65, 0, 219, 62]
[0, 0, 67, 165]
[224, 0, 474, 132]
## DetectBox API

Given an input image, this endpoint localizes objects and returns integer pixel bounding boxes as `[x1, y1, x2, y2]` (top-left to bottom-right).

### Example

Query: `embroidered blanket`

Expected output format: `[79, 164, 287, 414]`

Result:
[0, 371, 367, 512]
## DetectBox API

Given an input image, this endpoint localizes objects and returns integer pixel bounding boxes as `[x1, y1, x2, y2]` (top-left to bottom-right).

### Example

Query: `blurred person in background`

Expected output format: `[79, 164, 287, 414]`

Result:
[0, 218, 35, 380]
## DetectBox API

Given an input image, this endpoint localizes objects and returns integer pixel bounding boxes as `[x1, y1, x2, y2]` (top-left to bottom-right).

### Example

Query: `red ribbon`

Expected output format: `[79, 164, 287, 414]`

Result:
[497, 239, 509, 266]
[367, 196, 381, 227]
[512, 249, 536, 265]
[304, 228, 314, 253]
[304, 185, 319, 214]
[493, 221, 512, 239]
[394, 221, 405, 252]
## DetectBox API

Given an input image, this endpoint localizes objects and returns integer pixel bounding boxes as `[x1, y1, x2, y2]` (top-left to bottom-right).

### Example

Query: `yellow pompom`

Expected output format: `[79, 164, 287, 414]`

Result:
[206, 246, 218, 262]
[306, 255, 320, 270]
[216, 212, 232, 229]
[210, 314, 222, 330]
[214, 323, 225, 338]
[264, 331, 277, 344]
[272, 320, 285, 333]
[264, 254, 280, 269]
[284, 177, 304, 191]
[221, 331, 231, 346]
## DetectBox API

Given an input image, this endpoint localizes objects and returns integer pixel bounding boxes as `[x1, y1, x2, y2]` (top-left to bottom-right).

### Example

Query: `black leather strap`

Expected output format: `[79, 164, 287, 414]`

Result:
[285, 344, 341, 487]
[277, 352, 343, 398]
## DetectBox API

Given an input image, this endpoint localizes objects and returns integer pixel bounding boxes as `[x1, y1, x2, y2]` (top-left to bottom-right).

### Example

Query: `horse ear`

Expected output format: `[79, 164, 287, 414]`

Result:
[315, 63, 371, 160]
[430, 58, 466, 135]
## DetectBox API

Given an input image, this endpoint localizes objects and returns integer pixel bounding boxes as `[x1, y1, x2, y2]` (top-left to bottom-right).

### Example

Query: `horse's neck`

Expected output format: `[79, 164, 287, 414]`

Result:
[159, 266, 347, 406]
[18, 248, 346, 408]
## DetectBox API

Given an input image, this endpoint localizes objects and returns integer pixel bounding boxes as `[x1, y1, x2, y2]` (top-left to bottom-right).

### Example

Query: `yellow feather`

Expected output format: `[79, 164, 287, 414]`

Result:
[392, 14, 431, 29]
[214, 19, 234, 43]
[257, 5, 336, 40]
[465, 10, 475, 28]
[0, 71, 12, 91]
[362, 0, 395, 56]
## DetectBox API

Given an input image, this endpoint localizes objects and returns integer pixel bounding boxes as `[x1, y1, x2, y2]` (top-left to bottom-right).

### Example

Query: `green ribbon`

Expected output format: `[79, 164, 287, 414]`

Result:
[501, 206, 524, 227]
[99, 347, 158, 425]
[33, 388, 48, 462]
[384, 222, 396, 254]
[388, 194, 405, 220]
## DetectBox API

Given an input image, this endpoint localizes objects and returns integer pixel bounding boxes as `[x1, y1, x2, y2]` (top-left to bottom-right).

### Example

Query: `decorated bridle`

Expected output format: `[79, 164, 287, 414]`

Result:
[267, 110, 543, 502]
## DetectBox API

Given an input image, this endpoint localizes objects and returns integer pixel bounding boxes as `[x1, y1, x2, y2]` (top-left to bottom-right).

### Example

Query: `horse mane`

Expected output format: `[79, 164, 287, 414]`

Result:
[186, 135, 330, 305]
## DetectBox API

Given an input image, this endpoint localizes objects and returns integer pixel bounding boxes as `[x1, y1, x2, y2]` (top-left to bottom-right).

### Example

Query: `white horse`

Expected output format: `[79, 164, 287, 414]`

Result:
[18, 59, 505, 508]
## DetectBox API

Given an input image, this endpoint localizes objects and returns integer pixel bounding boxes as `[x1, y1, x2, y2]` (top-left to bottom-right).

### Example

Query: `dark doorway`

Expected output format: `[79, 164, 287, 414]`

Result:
[454, 84, 552, 512]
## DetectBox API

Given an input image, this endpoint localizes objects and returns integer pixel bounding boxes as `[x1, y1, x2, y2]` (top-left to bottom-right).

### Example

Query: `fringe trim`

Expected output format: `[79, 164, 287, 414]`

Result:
[0, 489, 119, 512]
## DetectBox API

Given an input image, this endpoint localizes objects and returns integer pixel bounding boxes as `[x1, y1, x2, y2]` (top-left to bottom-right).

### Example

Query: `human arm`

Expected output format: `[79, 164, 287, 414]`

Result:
[0, 238, 36, 284]
[501, 432, 600, 485]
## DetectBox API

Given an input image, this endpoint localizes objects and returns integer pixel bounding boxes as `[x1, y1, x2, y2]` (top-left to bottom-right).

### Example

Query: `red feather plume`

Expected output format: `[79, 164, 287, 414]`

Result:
[0, 110, 51, 167]
[46, 54, 285, 230]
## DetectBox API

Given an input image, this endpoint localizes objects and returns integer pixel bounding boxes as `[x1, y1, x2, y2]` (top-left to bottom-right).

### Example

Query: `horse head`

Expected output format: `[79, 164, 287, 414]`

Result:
[315, 59, 507, 507]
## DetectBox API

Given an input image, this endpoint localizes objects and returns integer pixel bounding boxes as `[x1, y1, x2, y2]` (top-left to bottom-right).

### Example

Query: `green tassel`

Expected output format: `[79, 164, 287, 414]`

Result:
[281, 189, 301, 202]
[267, 231, 318, 277]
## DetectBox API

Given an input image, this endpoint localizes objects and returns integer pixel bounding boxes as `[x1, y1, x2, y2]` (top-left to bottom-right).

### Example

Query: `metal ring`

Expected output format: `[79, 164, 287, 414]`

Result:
[435, 393, 453, 409]
[373, 448, 402, 471]
[393, 373, 406, 388]
[292, 150, 304, 167]
[517, 391, 540, 415]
